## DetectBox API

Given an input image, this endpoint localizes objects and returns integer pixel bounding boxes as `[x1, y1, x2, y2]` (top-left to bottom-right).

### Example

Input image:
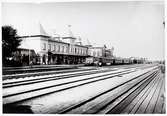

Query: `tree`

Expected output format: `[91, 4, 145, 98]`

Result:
[2, 26, 22, 64]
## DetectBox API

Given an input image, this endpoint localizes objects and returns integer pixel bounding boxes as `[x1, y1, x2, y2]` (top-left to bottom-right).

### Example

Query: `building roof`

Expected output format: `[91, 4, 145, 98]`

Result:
[62, 37, 77, 39]
[17, 35, 51, 38]
[47, 38, 70, 45]
[17, 48, 34, 51]
[17, 22, 89, 49]
[89, 47, 105, 49]
[74, 44, 88, 48]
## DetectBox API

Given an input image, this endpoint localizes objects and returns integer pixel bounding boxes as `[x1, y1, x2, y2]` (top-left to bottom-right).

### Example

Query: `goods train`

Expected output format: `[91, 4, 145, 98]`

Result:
[85, 56, 142, 66]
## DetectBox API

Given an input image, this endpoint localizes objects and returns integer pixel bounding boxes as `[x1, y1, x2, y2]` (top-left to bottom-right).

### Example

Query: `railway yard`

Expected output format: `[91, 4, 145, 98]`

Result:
[2, 64, 166, 114]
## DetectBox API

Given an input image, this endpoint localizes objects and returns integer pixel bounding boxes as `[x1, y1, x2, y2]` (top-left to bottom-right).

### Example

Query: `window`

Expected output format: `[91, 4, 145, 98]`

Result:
[43, 43, 46, 50]
[78, 49, 80, 54]
[72, 47, 74, 53]
[54, 45, 56, 51]
[84, 50, 86, 55]
[66, 47, 68, 53]
[93, 51, 96, 56]
[62, 46, 64, 52]
[58, 45, 60, 52]
[48, 44, 51, 51]
[97, 51, 100, 57]
[80, 49, 82, 55]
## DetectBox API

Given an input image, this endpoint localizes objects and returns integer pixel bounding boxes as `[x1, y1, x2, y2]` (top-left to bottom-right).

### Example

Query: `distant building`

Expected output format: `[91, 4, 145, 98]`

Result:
[88, 47, 104, 57]
[88, 45, 114, 58]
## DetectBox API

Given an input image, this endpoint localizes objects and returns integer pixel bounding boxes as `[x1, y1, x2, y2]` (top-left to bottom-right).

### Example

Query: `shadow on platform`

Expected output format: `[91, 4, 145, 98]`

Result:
[3, 104, 34, 114]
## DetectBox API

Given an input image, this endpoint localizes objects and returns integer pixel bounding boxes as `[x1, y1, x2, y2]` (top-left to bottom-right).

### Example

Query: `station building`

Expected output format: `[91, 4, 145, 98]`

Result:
[16, 23, 114, 65]
[18, 23, 88, 65]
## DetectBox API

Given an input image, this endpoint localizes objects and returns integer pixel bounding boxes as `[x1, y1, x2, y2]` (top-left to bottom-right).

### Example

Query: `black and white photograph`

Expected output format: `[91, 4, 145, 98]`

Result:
[1, 0, 166, 114]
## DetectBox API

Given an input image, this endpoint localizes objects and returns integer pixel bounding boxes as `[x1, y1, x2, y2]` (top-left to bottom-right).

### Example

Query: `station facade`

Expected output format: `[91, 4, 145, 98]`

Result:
[17, 23, 114, 65]
[18, 24, 88, 65]
[40, 36, 88, 64]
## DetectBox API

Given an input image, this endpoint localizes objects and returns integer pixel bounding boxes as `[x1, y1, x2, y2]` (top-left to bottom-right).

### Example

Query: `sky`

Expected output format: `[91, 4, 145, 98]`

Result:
[2, 1, 165, 60]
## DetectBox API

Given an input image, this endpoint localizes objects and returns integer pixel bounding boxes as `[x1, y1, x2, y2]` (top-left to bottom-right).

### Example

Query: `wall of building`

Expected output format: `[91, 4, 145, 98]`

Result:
[18, 33, 113, 65]
[31, 36, 88, 64]
[69, 45, 87, 56]
[88, 47, 114, 58]
[39, 38, 87, 56]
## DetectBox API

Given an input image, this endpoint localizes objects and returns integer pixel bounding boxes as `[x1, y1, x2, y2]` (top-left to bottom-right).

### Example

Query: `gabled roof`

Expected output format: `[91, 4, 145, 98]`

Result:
[16, 21, 50, 37]
[17, 22, 51, 38]
[39, 22, 49, 36]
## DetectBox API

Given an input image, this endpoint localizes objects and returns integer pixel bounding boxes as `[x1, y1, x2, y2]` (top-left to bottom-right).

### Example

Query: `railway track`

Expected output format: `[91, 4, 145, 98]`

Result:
[2, 68, 97, 80]
[3, 68, 137, 104]
[2, 65, 78, 75]
[2, 64, 154, 81]
[3, 64, 148, 85]
[3, 64, 164, 114]
[63, 69, 159, 114]
[100, 71, 161, 114]
[3, 64, 153, 93]
[3, 68, 99, 86]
